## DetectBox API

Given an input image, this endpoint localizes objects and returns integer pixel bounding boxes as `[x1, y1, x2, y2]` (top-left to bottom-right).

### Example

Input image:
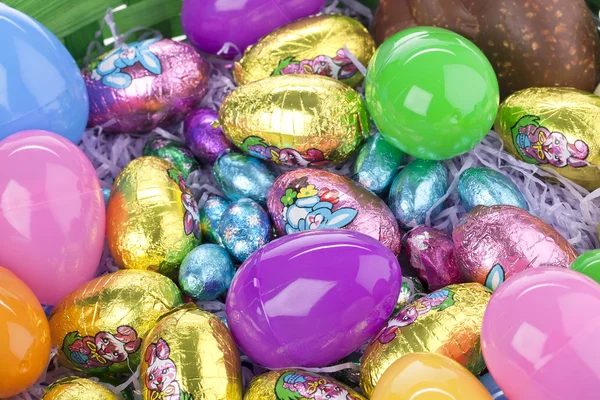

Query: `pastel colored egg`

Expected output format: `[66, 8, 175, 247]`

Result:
[571, 249, 600, 283]
[458, 167, 528, 212]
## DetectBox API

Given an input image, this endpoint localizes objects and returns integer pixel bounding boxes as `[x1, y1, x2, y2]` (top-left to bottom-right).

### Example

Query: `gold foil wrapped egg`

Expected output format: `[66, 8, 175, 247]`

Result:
[495, 87, 600, 191]
[244, 369, 366, 400]
[219, 74, 370, 167]
[360, 283, 491, 396]
[49, 270, 183, 376]
[140, 305, 243, 400]
[233, 14, 375, 88]
[107, 156, 201, 276]
[42, 377, 119, 400]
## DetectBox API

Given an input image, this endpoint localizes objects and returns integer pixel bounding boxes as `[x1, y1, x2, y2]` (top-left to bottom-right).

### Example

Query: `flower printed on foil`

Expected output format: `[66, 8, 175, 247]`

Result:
[272, 49, 359, 81]
[168, 169, 200, 239]
[240, 136, 330, 167]
[275, 371, 360, 400]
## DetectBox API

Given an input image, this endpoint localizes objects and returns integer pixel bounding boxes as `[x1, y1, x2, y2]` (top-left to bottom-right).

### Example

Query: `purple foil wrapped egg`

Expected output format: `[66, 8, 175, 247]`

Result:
[183, 108, 235, 164]
[407, 226, 461, 291]
[453, 205, 578, 291]
[84, 38, 210, 133]
[267, 168, 401, 256]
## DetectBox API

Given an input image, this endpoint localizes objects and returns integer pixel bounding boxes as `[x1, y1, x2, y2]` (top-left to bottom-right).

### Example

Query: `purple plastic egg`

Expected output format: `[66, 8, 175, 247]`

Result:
[84, 38, 210, 133]
[226, 229, 401, 368]
[181, 0, 326, 57]
[407, 226, 461, 291]
[183, 108, 235, 164]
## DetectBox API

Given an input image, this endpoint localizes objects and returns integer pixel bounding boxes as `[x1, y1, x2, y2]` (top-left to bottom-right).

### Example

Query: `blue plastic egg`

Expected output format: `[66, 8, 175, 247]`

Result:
[479, 373, 507, 400]
[0, 4, 89, 143]
[458, 167, 528, 212]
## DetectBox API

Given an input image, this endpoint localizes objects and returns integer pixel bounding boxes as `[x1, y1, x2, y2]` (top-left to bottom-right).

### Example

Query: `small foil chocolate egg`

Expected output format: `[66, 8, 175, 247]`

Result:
[200, 195, 231, 245]
[140, 306, 243, 400]
[219, 75, 369, 167]
[107, 157, 201, 276]
[233, 14, 376, 88]
[218, 198, 272, 263]
[179, 244, 235, 301]
[213, 153, 276, 206]
[84, 38, 210, 133]
[267, 168, 401, 256]
[244, 369, 367, 400]
[360, 283, 491, 396]
[495, 87, 600, 191]
[453, 205, 578, 291]
[42, 377, 119, 400]
[395, 276, 426, 312]
[49, 270, 183, 376]
[388, 159, 449, 229]
[458, 167, 528, 212]
[352, 132, 406, 196]
[184, 108, 235, 164]
[142, 138, 199, 179]
[406, 226, 461, 291]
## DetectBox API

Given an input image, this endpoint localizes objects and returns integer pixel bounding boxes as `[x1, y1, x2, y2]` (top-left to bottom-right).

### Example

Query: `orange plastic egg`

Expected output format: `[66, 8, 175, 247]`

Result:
[0, 266, 51, 398]
[371, 352, 492, 400]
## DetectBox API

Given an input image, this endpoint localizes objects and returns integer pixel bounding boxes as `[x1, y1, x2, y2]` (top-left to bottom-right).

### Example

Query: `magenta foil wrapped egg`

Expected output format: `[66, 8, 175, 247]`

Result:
[267, 168, 401, 256]
[84, 38, 210, 133]
[453, 205, 578, 291]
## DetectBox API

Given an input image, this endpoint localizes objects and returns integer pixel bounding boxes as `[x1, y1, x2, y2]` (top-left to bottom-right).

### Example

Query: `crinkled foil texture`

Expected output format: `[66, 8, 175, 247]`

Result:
[42, 377, 119, 400]
[84, 39, 210, 133]
[140, 306, 242, 400]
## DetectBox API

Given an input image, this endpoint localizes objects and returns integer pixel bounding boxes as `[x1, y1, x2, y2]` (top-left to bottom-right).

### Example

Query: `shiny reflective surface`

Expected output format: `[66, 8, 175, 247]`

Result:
[143, 138, 199, 179]
[184, 108, 235, 165]
[479, 373, 507, 400]
[571, 249, 600, 283]
[179, 244, 235, 300]
[0, 130, 105, 305]
[482, 268, 600, 400]
[226, 230, 401, 368]
[0, 4, 89, 142]
[365, 27, 499, 160]
[200, 195, 231, 245]
[371, 353, 492, 400]
[458, 167, 528, 212]
[41, 377, 119, 400]
[0, 266, 51, 398]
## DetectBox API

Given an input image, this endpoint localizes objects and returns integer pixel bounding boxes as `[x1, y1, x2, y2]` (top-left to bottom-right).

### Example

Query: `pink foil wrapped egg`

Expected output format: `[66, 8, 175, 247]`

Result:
[84, 38, 210, 133]
[453, 205, 577, 291]
[267, 168, 401, 256]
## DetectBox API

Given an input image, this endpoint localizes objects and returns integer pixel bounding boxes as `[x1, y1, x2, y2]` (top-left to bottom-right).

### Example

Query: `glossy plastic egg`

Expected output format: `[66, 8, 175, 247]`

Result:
[41, 377, 119, 400]
[107, 157, 201, 276]
[453, 205, 577, 291]
[0, 266, 51, 398]
[571, 249, 600, 283]
[479, 373, 507, 400]
[268, 168, 401, 255]
[179, 244, 235, 301]
[84, 39, 210, 133]
[458, 167, 528, 212]
[49, 270, 183, 376]
[142, 138, 199, 179]
[361, 283, 490, 396]
[184, 108, 234, 164]
[234, 14, 375, 88]
[0, 130, 105, 306]
[220, 75, 369, 167]
[140, 306, 243, 400]
[199, 195, 231, 245]
[226, 230, 401, 368]
[0, 4, 88, 142]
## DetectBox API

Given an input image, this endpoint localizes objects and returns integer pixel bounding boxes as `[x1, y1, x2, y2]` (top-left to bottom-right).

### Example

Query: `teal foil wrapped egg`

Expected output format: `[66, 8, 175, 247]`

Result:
[352, 133, 406, 196]
[213, 153, 276, 206]
[142, 138, 199, 179]
[458, 167, 528, 212]
[200, 196, 231, 245]
[179, 244, 235, 300]
[388, 160, 449, 228]
[218, 198, 272, 262]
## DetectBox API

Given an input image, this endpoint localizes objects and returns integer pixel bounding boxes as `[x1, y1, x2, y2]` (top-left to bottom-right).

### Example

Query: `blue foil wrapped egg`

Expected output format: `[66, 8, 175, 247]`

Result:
[179, 244, 236, 301]
[218, 198, 272, 262]
[200, 196, 231, 245]
[352, 132, 406, 196]
[388, 159, 449, 228]
[213, 153, 276, 206]
[458, 167, 528, 212]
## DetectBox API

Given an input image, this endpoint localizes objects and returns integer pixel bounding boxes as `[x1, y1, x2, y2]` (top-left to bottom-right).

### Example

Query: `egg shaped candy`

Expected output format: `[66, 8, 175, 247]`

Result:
[42, 377, 119, 400]
[200, 195, 231, 245]
[140, 306, 242, 400]
[220, 75, 369, 167]
[458, 167, 528, 212]
[107, 157, 201, 276]
[84, 38, 210, 133]
[234, 15, 375, 88]
[179, 244, 235, 301]
[0, 4, 89, 142]
[49, 270, 183, 376]
[267, 169, 401, 255]
[395, 276, 425, 312]
[226, 230, 401, 368]
[244, 369, 366, 400]
[453, 205, 577, 291]
[360, 283, 491, 396]
[142, 138, 199, 179]
[496, 87, 600, 191]
[184, 108, 235, 164]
